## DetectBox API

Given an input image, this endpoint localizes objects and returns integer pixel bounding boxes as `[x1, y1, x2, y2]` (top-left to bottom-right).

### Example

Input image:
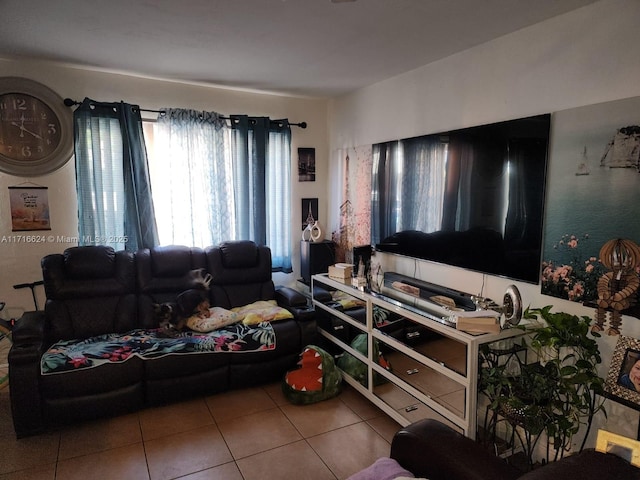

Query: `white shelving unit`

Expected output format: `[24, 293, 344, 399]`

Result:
[311, 273, 523, 439]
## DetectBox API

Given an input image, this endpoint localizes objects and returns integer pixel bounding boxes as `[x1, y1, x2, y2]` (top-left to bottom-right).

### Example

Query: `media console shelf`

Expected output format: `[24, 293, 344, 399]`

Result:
[311, 273, 523, 439]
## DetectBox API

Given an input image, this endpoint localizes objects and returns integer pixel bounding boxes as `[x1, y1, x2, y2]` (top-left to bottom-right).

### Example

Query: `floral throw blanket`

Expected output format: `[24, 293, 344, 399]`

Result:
[41, 322, 276, 375]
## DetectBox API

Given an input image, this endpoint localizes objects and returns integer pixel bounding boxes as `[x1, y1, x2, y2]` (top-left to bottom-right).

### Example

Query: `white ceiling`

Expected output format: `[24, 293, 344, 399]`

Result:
[0, 0, 599, 98]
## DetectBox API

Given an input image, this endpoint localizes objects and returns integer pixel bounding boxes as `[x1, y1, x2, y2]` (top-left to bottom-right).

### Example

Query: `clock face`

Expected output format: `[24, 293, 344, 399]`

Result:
[0, 77, 73, 176]
[0, 92, 62, 162]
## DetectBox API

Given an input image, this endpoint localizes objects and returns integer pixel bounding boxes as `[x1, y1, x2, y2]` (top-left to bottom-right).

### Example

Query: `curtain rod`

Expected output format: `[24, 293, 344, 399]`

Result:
[63, 98, 307, 129]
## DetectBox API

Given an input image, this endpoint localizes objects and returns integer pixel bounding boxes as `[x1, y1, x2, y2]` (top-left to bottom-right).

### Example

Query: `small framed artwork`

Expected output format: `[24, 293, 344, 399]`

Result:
[302, 198, 318, 230]
[596, 429, 640, 467]
[605, 335, 640, 409]
[298, 147, 316, 182]
[9, 185, 51, 231]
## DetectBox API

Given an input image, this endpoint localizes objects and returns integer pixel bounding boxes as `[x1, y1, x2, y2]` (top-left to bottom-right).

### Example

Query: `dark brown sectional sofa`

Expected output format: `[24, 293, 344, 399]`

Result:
[9, 240, 315, 438]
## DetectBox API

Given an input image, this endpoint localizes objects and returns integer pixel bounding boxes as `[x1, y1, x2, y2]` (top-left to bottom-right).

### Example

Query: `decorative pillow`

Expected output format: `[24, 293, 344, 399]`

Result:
[345, 457, 415, 480]
[232, 300, 294, 325]
[186, 307, 241, 332]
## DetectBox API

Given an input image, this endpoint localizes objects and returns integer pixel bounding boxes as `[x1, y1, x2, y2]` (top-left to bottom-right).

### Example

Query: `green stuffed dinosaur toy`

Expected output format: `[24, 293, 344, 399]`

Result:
[282, 345, 342, 405]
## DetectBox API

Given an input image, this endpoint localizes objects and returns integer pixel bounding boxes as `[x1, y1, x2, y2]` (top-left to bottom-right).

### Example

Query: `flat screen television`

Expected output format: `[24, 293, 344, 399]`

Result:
[372, 113, 551, 284]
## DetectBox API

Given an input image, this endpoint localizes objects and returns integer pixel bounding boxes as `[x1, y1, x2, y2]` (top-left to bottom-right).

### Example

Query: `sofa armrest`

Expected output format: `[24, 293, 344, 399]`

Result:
[275, 286, 307, 308]
[11, 310, 46, 348]
[390, 419, 521, 480]
[8, 310, 47, 438]
[275, 286, 315, 321]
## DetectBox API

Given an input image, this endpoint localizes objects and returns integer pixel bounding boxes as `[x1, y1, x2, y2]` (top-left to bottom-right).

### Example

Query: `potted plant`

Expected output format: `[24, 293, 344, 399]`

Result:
[479, 306, 606, 464]
[523, 306, 606, 454]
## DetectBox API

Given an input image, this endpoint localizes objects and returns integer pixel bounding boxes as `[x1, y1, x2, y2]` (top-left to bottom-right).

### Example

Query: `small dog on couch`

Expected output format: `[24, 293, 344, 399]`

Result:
[153, 302, 179, 330]
[153, 268, 212, 336]
[154, 288, 210, 336]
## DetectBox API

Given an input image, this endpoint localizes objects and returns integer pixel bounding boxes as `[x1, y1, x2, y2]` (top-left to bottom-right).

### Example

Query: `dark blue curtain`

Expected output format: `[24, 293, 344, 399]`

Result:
[74, 98, 158, 251]
[230, 115, 292, 272]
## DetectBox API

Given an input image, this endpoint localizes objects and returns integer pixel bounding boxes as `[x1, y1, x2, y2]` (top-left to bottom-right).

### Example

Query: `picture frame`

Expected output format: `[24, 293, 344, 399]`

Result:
[596, 429, 640, 467]
[298, 147, 316, 182]
[8, 185, 51, 231]
[605, 335, 640, 409]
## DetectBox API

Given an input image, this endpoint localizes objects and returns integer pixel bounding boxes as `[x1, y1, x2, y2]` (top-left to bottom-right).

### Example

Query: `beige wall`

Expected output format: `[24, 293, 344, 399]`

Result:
[0, 60, 329, 312]
[327, 0, 640, 445]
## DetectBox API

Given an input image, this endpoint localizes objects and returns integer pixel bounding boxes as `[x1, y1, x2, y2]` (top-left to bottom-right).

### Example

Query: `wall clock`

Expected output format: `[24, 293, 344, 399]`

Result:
[0, 77, 73, 176]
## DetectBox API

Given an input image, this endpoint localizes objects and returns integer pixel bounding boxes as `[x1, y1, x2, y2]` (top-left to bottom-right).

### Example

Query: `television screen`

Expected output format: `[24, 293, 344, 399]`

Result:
[372, 114, 551, 284]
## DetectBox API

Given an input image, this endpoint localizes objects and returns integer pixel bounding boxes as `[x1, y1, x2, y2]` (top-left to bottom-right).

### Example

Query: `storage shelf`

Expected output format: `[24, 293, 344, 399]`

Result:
[312, 273, 523, 439]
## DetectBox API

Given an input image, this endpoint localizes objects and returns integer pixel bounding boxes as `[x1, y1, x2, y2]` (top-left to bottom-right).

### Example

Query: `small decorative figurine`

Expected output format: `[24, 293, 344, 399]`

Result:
[593, 238, 640, 335]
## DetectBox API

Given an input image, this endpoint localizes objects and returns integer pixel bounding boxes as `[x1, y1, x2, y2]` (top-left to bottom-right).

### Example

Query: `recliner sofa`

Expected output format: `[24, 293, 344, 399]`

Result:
[389, 419, 640, 480]
[9, 240, 315, 438]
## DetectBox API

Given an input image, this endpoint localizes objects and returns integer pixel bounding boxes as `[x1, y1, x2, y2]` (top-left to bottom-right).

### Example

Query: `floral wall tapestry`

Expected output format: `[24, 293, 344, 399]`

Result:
[541, 96, 640, 313]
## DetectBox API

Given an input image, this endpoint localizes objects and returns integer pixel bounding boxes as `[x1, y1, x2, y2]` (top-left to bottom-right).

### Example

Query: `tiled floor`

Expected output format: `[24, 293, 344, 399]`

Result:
[0, 382, 402, 480]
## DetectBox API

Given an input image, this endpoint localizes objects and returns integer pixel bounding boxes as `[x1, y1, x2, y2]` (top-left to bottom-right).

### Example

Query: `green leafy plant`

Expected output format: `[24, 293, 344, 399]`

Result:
[522, 306, 606, 454]
[480, 306, 606, 463]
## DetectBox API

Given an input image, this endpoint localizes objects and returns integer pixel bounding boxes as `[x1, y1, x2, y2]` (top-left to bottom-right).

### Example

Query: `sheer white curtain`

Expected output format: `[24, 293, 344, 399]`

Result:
[147, 110, 293, 271]
[149, 109, 234, 247]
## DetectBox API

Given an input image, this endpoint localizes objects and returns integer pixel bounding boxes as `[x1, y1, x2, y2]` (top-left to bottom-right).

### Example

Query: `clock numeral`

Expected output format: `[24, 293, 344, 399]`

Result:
[47, 123, 57, 135]
[13, 98, 27, 110]
[21, 146, 32, 158]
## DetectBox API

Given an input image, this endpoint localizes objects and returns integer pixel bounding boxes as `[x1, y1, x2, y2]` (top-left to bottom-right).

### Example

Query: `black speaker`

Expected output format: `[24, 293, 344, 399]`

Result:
[352, 245, 372, 278]
[300, 240, 335, 284]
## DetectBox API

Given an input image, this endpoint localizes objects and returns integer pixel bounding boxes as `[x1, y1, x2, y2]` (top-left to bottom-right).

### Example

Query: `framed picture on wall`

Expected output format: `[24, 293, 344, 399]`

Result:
[9, 185, 51, 231]
[298, 147, 316, 182]
[605, 335, 640, 410]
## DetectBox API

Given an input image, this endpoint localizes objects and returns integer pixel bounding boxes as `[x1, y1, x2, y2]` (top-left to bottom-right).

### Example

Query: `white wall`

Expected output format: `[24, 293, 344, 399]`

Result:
[0, 59, 329, 313]
[327, 0, 640, 446]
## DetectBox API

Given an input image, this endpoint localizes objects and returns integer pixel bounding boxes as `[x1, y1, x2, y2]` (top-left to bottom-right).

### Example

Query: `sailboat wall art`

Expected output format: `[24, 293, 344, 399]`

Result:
[541, 96, 640, 315]
[575, 146, 590, 176]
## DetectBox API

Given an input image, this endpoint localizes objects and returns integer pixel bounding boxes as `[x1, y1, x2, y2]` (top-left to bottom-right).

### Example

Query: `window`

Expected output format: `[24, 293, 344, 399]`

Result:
[143, 111, 292, 272]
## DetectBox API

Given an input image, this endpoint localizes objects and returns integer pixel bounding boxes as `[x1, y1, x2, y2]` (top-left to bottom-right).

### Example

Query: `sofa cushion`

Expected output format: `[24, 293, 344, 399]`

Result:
[144, 348, 230, 380]
[64, 245, 116, 279]
[205, 242, 274, 308]
[43, 248, 136, 300]
[220, 240, 259, 268]
[41, 356, 144, 399]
